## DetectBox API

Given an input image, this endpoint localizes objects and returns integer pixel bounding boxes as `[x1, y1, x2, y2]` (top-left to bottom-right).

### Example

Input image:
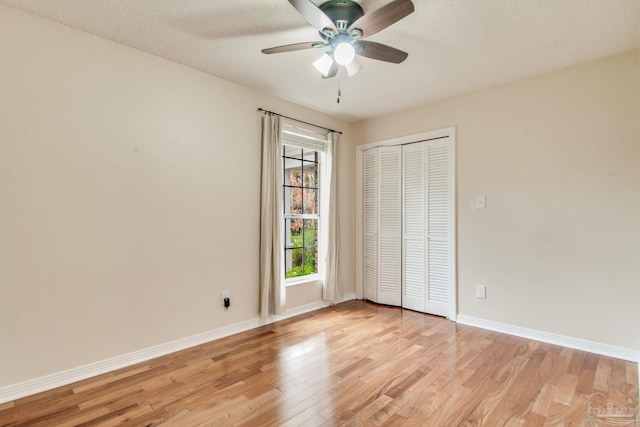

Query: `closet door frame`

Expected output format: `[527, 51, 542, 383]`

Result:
[355, 127, 457, 320]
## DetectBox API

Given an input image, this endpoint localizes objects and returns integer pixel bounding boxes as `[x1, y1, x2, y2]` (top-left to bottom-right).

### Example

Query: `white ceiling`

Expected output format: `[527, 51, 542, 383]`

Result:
[3, 0, 639, 121]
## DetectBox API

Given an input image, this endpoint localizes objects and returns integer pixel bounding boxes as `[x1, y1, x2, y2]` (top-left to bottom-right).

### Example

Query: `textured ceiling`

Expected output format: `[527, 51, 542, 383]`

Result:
[2, 0, 639, 121]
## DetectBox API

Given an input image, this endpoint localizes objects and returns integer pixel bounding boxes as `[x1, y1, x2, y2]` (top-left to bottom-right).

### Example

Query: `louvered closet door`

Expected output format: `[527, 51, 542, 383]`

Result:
[362, 149, 378, 302]
[402, 143, 426, 312]
[377, 146, 402, 306]
[425, 141, 451, 317]
[402, 140, 451, 316]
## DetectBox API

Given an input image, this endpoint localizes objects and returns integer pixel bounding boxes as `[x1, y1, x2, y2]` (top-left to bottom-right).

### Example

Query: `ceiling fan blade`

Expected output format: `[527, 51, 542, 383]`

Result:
[262, 41, 324, 54]
[347, 0, 414, 38]
[288, 0, 338, 34]
[356, 41, 408, 64]
[322, 62, 339, 79]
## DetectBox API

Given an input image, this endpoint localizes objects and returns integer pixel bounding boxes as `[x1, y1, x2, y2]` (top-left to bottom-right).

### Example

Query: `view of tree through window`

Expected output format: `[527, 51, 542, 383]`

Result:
[283, 145, 319, 279]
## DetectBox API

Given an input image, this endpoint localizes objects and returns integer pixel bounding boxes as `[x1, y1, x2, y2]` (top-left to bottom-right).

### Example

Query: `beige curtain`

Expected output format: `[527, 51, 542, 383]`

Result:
[259, 114, 285, 316]
[322, 131, 341, 302]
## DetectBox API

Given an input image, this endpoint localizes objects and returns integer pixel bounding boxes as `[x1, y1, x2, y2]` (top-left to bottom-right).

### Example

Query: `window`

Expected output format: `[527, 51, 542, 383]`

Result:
[281, 122, 327, 283]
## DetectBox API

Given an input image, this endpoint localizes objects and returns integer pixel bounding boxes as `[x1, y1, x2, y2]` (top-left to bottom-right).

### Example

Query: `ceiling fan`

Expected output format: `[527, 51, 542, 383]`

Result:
[262, 0, 415, 78]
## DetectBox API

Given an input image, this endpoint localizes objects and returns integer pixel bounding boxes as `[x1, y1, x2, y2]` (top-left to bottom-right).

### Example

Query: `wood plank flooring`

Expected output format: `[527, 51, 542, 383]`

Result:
[1, 300, 638, 426]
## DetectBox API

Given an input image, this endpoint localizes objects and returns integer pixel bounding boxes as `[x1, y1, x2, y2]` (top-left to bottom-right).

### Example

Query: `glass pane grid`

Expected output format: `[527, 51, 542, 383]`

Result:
[283, 146, 320, 280]
[283, 184, 319, 190]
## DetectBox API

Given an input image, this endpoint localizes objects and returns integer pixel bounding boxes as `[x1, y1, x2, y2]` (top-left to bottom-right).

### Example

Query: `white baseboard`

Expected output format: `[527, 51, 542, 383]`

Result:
[456, 314, 640, 363]
[0, 293, 355, 404]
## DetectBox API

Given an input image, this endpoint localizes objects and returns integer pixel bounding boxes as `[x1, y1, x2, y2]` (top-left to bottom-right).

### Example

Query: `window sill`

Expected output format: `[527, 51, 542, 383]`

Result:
[285, 274, 323, 287]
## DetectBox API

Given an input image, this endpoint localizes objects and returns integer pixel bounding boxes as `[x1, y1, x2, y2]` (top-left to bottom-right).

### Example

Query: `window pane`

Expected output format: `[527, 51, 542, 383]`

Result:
[284, 146, 302, 160]
[303, 189, 317, 214]
[303, 247, 318, 276]
[284, 167, 300, 187]
[284, 186, 303, 215]
[282, 166, 294, 186]
[288, 170, 302, 187]
[302, 151, 317, 163]
[302, 163, 318, 188]
[303, 219, 318, 247]
[285, 218, 304, 249]
[285, 248, 304, 279]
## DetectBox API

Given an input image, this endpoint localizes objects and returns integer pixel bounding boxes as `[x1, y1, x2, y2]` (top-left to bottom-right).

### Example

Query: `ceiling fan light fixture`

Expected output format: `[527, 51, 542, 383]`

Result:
[313, 53, 334, 76]
[333, 42, 355, 65]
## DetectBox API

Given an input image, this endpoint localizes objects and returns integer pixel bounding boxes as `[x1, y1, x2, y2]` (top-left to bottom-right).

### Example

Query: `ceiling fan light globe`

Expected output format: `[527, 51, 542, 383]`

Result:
[313, 53, 335, 76]
[334, 42, 355, 66]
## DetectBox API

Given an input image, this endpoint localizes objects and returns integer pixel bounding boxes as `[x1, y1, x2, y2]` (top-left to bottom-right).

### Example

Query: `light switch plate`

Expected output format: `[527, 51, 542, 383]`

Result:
[476, 195, 486, 209]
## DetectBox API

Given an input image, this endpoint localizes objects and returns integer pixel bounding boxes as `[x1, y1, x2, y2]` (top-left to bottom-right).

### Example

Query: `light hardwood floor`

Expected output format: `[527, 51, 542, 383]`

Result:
[1, 300, 638, 426]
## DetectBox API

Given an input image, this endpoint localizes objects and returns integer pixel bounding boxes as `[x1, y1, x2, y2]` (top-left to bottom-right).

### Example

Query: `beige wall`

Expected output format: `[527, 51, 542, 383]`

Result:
[354, 50, 640, 351]
[0, 5, 356, 387]
[1, 1, 636, 393]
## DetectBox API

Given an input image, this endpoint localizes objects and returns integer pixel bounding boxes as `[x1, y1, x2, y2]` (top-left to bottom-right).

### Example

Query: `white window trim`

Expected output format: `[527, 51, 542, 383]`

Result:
[285, 273, 323, 287]
[281, 120, 329, 286]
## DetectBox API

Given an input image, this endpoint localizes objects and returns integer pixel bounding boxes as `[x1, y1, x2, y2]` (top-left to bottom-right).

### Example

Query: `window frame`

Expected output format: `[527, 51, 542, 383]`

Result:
[281, 121, 328, 286]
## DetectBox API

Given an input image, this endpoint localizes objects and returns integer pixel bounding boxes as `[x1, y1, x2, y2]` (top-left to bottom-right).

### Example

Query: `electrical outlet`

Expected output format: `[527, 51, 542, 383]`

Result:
[476, 285, 486, 299]
[221, 290, 229, 307]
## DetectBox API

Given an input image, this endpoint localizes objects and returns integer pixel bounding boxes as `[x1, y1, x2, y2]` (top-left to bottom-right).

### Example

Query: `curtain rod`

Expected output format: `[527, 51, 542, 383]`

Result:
[257, 108, 342, 135]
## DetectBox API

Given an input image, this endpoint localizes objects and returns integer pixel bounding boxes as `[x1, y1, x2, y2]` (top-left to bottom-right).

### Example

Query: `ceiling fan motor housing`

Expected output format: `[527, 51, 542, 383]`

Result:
[319, 0, 364, 32]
